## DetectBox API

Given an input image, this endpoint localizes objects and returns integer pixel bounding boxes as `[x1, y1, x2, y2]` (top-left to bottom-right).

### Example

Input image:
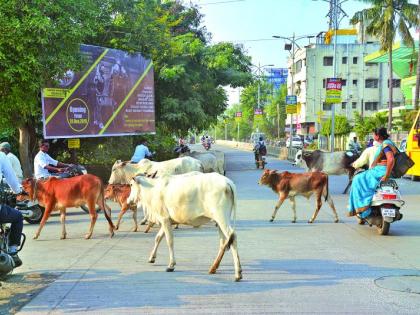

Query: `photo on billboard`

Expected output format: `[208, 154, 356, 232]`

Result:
[42, 44, 155, 138]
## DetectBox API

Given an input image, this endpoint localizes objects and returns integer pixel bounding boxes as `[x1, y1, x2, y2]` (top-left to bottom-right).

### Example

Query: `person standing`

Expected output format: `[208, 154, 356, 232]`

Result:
[131, 139, 153, 163]
[0, 142, 23, 183]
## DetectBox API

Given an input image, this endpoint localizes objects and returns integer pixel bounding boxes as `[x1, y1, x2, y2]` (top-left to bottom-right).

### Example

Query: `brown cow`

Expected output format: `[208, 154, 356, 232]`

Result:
[258, 169, 339, 223]
[22, 175, 114, 240]
[104, 184, 139, 232]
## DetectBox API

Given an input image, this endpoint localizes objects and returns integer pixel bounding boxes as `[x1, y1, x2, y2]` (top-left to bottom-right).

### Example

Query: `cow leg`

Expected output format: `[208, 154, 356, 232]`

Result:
[209, 228, 226, 274]
[115, 204, 129, 230]
[161, 219, 176, 272]
[270, 193, 287, 222]
[144, 222, 153, 233]
[131, 207, 139, 232]
[33, 204, 53, 240]
[85, 200, 98, 239]
[343, 179, 352, 194]
[148, 227, 165, 263]
[229, 232, 242, 281]
[60, 209, 67, 240]
[309, 191, 323, 223]
[289, 196, 297, 223]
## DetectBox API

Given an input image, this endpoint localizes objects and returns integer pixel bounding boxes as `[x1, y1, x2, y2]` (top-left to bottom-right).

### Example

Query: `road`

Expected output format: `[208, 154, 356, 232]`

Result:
[16, 145, 420, 314]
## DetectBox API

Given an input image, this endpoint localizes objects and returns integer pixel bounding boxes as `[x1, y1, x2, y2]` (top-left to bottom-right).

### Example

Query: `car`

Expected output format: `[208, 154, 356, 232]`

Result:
[286, 136, 303, 148]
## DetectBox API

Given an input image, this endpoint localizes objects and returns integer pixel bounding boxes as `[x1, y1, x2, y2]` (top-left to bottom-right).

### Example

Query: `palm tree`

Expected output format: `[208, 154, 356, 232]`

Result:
[351, 0, 418, 131]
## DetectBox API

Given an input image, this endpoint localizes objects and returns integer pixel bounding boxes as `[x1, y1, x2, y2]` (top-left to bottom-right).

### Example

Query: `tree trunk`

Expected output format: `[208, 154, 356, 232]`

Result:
[414, 3, 420, 110]
[19, 124, 35, 178]
[388, 48, 393, 131]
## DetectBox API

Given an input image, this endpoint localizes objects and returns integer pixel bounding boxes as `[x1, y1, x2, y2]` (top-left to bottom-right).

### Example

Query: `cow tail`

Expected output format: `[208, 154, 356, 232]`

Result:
[227, 180, 237, 231]
[100, 182, 115, 229]
[324, 174, 329, 202]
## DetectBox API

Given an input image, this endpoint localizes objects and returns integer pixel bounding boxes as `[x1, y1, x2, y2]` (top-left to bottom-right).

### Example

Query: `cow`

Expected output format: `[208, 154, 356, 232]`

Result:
[21, 175, 114, 240]
[108, 156, 204, 184]
[258, 169, 339, 224]
[127, 172, 242, 281]
[104, 184, 139, 232]
[293, 149, 359, 194]
[180, 151, 223, 174]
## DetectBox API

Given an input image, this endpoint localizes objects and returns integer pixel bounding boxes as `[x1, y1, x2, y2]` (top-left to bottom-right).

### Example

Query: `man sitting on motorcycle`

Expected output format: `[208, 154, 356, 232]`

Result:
[131, 139, 153, 163]
[0, 151, 25, 267]
[253, 136, 267, 163]
[34, 139, 72, 180]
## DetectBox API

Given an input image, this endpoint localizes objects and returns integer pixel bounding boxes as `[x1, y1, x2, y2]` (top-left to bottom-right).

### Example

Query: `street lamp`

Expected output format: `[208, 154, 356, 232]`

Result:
[251, 63, 274, 133]
[272, 33, 314, 156]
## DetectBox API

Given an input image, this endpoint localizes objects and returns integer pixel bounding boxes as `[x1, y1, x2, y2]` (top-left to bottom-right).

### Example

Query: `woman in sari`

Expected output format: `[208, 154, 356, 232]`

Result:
[348, 127, 397, 219]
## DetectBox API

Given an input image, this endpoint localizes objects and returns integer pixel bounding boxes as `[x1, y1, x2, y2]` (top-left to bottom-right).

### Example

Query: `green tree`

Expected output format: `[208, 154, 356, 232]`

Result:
[353, 111, 388, 140]
[321, 115, 351, 136]
[351, 0, 417, 130]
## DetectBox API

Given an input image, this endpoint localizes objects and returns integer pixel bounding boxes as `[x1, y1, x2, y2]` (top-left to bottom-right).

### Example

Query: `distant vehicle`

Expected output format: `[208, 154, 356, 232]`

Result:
[405, 109, 420, 180]
[250, 132, 265, 144]
[286, 136, 303, 148]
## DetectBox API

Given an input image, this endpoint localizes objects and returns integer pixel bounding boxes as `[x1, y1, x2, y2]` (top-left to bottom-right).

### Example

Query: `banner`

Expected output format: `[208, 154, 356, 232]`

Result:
[266, 68, 288, 90]
[325, 78, 342, 104]
[254, 108, 263, 121]
[235, 111, 242, 122]
[42, 44, 155, 138]
[285, 95, 297, 114]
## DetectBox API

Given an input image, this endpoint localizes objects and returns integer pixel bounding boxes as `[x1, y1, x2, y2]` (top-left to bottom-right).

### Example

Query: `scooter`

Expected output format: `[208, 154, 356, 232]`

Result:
[359, 179, 404, 235]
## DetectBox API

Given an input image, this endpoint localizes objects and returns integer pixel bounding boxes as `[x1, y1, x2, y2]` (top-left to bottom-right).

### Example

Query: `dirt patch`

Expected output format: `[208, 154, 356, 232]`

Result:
[0, 272, 59, 314]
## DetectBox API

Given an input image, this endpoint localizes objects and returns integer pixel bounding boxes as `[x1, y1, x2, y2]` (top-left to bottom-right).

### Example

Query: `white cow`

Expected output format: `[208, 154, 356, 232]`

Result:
[108, 156, 204, 184]
[127, 172, 242, 281]
[180, 151, 219, 174]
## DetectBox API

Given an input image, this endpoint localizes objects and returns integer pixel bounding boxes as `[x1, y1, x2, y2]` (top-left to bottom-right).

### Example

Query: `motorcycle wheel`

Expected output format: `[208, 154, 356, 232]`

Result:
[262, 161, 265, 169]
[80, 205, 101, 214]
[378, 219, 390, 235]
[24, 205, 45, 225]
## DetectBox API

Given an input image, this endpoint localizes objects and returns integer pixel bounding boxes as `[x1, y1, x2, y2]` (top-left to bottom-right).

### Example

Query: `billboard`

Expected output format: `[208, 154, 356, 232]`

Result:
[325, 78, 342, 104]
[42, 44, 155, 138]
[266, 68, 288, 90]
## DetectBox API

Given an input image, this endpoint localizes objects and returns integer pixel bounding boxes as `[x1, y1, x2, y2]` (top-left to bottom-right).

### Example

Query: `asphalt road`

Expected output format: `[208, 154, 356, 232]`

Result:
[16, 144, 420, 314]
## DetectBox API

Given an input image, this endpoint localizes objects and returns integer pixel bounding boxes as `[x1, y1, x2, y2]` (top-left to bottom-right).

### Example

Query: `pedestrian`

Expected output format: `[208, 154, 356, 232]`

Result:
[366, 139, 374, 148]
[0, 142, 23, 183]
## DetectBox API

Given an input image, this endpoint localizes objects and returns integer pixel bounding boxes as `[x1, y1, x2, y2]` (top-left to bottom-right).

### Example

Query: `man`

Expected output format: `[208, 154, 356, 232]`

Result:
[0, 142, 23, 182]
[348, 136, 361, 153]
[352, 140, 381, 169]
[131, 139, 153, 163]
[34, 139, 72, 179]
[0, 151, 24, 267]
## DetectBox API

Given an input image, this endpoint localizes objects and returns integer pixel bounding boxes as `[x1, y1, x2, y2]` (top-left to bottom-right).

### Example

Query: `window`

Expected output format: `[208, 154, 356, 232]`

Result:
[366, 63, 376, 67]
[323, 102, 332, 111]
[365, 79, 379, 88]
[323, 56, 333, 66]
[322, 79, 326, 88]
[342, 57, 347, 64]
[387, 79, 401, 88]
[341, 102, 347, 109]
[353, 57, 358, 64]
[365, 102, 378, 111]
[352, 102, 357, 109]
[352, 79, 357, 86]
[341, 79, 347, 86]
[387, 101, 401, 107]
[295, 59, 303, 73]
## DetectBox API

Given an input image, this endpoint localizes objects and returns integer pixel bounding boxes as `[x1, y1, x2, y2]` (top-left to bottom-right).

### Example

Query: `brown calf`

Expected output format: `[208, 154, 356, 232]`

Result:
[104, 184, 139, 232]
[258, 169, 339, 223]
[22, 175, 114, 240]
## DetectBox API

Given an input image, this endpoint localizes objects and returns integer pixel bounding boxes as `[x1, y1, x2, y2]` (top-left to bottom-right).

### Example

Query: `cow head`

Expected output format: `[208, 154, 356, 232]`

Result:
[21, 178, 36, 200]
[258, 169, 278, 186]
[127, 178, 141, 205]
[104, 184, 115, 199]
[293, 149, 304, 167]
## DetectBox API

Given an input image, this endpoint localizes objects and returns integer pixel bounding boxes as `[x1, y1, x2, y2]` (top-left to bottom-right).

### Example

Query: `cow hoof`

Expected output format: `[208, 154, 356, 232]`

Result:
[115, 225, 120, 230]
[148, 258, 155, 263]
[109, 232, 115, 238]
[334, 219, 339, 223]
[140, 221, 147, 226]
[85, 234, 92, 239]
[33, 235, 39, 240]
[291, 220, 296, 223]
[208, 268, 216, 274]
[235, 274, 242, 282]
[132, 227, 139, 232]
[166, 267, 175, 272]
[269, 218, 274, 222]
[60, 235, 66, 240]
[308, 220, 313, 224]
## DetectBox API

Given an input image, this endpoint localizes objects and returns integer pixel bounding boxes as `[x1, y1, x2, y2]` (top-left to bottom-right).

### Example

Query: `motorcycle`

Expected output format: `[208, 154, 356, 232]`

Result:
[255, 152, 266, 169]
[202, 142, 211, 151]
[174, 144, 191, 155]
[359, 179, 404, 235]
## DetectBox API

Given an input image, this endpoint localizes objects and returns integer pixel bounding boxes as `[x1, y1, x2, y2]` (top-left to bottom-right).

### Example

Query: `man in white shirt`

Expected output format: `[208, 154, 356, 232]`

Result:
[0, 142, 23, 182]
[34, 139, 71, 179]
[0, 151, 24, 267]
[131, 139, 153, 163]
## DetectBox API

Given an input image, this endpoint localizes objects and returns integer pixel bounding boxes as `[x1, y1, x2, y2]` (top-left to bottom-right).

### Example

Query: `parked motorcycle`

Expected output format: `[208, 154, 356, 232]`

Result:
[359, 179, 404, 235]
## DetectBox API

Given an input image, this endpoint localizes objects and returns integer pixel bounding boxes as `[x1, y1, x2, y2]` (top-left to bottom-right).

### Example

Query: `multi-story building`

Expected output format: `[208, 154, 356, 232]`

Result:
[287, 27, 404, 135]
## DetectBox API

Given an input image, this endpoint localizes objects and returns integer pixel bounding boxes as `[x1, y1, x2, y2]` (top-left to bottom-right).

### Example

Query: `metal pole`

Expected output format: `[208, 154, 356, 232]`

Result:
[330, 0, 337, 152]
[277, 101, 280, 139]
[224, 122, 227, 140]
[237, 123, 240, 144]
[288, 33, 295, 157]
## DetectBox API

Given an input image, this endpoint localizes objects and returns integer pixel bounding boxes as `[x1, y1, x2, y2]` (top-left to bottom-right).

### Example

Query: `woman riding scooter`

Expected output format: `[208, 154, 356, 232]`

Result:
[254, 137, 267, 168]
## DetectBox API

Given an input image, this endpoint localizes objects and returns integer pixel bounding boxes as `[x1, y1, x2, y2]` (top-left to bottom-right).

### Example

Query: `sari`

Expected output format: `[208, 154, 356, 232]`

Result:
[348, 139, 396, 218]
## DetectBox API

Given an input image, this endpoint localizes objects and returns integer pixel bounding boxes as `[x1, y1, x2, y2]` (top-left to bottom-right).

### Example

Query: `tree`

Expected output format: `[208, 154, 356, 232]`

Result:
[353, 111, 388, 140]
[414, 0, 420, 110]
[351, 0, 417, 131]
[320, 115, 351, 136]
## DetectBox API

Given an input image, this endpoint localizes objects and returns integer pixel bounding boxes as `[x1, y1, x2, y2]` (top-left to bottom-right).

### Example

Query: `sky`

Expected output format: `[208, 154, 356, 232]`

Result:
[182, 0, 371, 104]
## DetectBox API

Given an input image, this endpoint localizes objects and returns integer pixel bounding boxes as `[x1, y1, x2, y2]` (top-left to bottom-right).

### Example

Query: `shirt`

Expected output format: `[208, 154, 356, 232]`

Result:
[131, 144, 151, 163]
[0, 152, 21, 193]
[34, 151, 58, 179]
[6, 152, 23, 182]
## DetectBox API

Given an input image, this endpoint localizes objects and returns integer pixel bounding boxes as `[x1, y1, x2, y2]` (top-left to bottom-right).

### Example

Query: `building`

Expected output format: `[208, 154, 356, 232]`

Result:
[286, 27, 404, 135]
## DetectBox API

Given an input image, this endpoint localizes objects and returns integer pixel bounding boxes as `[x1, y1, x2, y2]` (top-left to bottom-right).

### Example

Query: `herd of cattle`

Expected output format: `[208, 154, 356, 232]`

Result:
[19, 148, 358, 282]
